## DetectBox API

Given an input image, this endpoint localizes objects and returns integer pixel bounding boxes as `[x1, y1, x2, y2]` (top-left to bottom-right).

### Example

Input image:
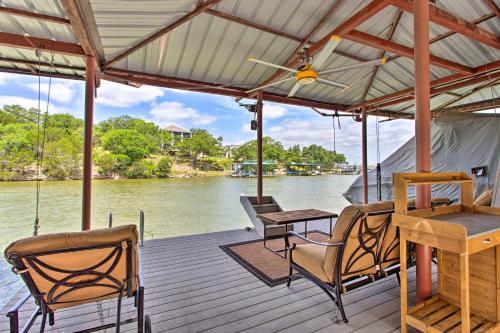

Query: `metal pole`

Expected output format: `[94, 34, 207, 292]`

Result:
[361, 105, 368, 204]
[140, 210, 145, 247]
[82, 56, 95, 231]
[108, 211, 113, 228]
[414, 0, 433, 303]
[256, 91, 263, 205]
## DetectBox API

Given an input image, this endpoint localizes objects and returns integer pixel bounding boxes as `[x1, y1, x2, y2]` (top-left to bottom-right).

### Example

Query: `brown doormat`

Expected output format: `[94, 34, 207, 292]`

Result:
[220, 231, 330, 287]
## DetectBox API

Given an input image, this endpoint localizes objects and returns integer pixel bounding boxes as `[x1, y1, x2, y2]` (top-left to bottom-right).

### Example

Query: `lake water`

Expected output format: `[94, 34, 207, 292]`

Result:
[0, 175, 357, 306]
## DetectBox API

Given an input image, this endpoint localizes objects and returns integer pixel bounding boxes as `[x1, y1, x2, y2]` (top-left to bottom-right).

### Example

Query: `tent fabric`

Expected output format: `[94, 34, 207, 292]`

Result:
[343, 113, 500, 204]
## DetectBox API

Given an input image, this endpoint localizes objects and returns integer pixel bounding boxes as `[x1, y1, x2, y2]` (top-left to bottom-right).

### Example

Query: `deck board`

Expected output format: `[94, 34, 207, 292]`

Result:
[0, 220, 419, 332]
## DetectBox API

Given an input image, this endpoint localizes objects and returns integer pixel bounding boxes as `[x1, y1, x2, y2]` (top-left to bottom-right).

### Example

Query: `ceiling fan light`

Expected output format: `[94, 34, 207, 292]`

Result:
[296, 69, 318, 85]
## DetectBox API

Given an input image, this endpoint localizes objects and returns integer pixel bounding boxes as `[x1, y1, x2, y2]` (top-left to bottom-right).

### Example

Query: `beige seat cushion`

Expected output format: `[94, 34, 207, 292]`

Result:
[4, 225, 138, 310]
[291, 244, 329, 283]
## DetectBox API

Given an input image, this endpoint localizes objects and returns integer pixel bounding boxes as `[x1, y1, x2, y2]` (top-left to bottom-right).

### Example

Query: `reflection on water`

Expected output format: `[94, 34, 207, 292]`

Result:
[0, 175, 356, 305]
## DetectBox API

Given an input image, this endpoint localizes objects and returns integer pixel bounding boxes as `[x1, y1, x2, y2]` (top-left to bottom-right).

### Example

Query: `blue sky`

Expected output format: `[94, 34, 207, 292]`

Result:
[0, 72, 415, 164]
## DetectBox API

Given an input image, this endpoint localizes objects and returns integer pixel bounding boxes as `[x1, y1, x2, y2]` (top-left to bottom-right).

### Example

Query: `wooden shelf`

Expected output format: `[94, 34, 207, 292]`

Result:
[407, 296, 499, 333]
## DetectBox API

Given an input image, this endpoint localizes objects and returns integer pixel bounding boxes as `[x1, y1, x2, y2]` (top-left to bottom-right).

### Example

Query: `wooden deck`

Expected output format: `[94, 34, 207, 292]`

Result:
[0, 220, 427, 332]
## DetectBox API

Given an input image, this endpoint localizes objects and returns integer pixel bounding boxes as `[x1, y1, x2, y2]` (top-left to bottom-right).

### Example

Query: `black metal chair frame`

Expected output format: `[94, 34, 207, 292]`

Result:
[285, 209, 401, 324]
[6, 240, 151, 333]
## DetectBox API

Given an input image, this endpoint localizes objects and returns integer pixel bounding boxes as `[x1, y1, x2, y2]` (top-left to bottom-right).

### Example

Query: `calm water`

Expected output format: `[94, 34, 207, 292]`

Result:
[0, 175, 356, 305]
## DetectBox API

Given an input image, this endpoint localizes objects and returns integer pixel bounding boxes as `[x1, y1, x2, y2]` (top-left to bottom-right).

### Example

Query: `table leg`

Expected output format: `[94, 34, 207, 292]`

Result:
[400, 230, 408, 333]
[329, 217, 333, 238]
[284, 224, 288, 259]
[305, 221, 308, 237]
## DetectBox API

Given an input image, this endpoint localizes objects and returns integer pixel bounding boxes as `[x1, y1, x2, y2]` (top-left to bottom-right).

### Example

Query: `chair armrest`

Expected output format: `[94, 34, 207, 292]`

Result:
[285, 231, 342, 249]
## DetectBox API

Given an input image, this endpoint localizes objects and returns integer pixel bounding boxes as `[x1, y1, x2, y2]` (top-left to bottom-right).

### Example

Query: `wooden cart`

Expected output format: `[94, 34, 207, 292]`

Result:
[393, 172, 500, 333]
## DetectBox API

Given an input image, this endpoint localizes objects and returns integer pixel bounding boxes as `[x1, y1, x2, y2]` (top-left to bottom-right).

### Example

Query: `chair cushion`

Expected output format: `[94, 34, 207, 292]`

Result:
[291, 244, 330, 283]
[4, 225, 138, 310]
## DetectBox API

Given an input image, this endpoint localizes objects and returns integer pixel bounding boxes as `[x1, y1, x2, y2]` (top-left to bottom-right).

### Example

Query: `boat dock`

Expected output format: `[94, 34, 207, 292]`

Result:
[0, 221, 425, 332]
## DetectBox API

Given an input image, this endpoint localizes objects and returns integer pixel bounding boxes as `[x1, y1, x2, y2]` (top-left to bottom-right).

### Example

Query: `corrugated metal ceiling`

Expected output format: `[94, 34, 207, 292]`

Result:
[0, 0, 498, 114]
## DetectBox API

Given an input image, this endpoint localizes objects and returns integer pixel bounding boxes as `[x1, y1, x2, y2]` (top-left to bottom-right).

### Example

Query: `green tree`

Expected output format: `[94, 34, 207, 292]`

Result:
[233, 137, 285, 163]
[101, 129, 155, 163]
[157, 157, 172, 178]
[126, 159, 156, 178]
[0, 105, 38, 124]
[176, 128, 222, 164]
[285, 145, 303, 163]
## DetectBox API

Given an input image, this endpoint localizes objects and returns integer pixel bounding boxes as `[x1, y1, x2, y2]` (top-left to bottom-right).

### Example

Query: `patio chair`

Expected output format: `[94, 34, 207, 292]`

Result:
[285, 201, 399, 323]
[4, 224, 151, 333]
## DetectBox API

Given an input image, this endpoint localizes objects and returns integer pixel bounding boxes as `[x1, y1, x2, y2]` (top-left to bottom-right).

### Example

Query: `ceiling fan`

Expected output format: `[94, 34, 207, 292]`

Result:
[246, 35, 387, 97]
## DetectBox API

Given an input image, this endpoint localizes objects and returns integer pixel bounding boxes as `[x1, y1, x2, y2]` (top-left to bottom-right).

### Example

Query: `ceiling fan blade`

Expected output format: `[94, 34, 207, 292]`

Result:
[246, 76, 295, 94]
[287, 82, 302, 97]
[319, 57, 388, 76]
[317, 77, 348, 89]
[248, 57, 298, 73]
[311, 35, 342, 70]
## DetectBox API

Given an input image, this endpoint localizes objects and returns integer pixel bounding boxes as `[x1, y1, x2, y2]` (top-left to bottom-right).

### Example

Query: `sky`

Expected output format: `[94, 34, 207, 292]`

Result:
[0, 72, 415, 164]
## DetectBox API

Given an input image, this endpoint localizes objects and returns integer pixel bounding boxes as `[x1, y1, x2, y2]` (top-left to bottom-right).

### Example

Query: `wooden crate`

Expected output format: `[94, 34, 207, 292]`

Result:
[392, 172, 500, 333]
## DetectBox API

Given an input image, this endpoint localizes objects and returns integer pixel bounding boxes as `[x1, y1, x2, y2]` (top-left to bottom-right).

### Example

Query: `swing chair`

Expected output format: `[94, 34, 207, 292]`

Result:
[4, 48, 151, 333]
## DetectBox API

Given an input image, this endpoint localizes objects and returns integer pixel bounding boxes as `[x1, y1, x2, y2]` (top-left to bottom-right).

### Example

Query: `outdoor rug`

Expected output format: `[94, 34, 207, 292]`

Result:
[220, 231, 329, 287]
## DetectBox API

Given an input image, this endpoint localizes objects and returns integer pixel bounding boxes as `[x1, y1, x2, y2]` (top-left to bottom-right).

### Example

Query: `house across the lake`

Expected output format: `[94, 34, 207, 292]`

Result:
[165, 125, 192, 141]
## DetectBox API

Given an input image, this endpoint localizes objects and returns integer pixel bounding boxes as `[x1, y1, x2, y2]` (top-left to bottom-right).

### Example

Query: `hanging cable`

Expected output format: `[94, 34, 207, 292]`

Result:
[33, 49, 55, 236]
[375, 104, 382, 201]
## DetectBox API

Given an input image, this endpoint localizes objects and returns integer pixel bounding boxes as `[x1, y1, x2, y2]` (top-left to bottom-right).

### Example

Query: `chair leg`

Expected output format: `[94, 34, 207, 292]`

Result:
[39, 305, 47, 333]
[286, 266, 293, 287]
[115, 292, 124, 333]
[49, 311, 55, 326]
[395, 272, 401, 286]
[333, 286, 348, 324]
[137, 287, 145, 333]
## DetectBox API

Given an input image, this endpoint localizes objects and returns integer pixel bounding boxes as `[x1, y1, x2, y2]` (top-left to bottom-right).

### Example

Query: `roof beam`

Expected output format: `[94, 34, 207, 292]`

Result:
[104, 68, 348, 110]
[0, 56, 85, 71]
[0, 32, 84, 56]
[205, 9, 303, 43]
[250, 0, 393, 93]
[345, 30, 473, 74]
[61, 0, 106, 66]
[360, 9, 402, 101]
[393, 0, 500, 50]
[348, 60, 500, 110]
[0, 66, 84, 81]
[483, 0, 500, 18]
[104, 0, 222, 69]
[433, 98, 500, 114]
[364, 70, 500, 110]
[0, 6, 70, 25]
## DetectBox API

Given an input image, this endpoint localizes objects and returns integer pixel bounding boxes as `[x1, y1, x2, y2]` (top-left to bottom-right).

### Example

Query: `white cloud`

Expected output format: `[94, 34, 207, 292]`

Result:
[150, 101, 217, 127]
[25, 82, 76, 104]
[267, 117, 414, 164]
[0, 96, 78, 115]
[263, 103, 288, 119]
[96, 81, 164, 108]
[0, 73, 18, 85]
[166, 88, 191, 94]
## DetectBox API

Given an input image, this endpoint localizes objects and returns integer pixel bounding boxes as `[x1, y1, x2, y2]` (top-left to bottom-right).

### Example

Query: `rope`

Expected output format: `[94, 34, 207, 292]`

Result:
[33, 50, 55, 236]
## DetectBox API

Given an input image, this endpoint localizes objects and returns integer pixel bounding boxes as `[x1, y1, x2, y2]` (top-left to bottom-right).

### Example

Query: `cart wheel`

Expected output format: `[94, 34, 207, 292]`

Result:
[145, 314, 152, 333]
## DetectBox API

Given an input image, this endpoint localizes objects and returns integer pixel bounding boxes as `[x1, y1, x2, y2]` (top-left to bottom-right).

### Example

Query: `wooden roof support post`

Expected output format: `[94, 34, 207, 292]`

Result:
[361, 106, 368, 204]
[82, 56, 95, 231]
[256, 91, 264, 205]
[413, 0, 433, 304]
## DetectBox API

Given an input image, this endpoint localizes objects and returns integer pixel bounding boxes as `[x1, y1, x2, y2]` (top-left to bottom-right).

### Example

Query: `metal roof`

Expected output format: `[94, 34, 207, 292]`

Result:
[0, 0, 499, 117]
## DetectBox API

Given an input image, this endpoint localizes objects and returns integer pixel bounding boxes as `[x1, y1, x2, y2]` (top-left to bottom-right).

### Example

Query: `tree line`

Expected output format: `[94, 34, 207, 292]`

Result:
[0, 105, 346, 180]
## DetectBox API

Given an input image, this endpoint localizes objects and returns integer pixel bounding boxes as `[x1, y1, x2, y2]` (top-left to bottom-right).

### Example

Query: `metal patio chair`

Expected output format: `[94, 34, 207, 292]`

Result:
[285, 201, 400, 323]
[4, 225, 151, 333]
